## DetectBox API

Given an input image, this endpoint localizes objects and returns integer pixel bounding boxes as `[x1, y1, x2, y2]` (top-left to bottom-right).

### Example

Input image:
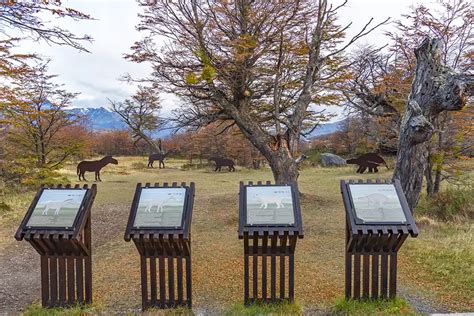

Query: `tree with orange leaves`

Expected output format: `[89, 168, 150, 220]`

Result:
[126, 0, 387, 187]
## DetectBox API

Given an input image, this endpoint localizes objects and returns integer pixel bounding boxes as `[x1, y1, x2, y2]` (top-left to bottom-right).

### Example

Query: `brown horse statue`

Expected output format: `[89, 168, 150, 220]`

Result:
[148, 151, 173, 169]
[77, 156, 118, 181]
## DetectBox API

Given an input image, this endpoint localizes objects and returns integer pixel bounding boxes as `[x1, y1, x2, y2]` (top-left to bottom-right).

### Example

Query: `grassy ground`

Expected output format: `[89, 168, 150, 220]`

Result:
[0, 156, 473, 314]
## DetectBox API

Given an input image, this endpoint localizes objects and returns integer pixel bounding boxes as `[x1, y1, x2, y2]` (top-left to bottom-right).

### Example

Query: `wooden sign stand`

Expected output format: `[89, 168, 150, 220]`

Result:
[124, 182, 195, 310]
[238, 181, 304, 305]
[15, 184, 97, 308]
[340, 179, 418, 300]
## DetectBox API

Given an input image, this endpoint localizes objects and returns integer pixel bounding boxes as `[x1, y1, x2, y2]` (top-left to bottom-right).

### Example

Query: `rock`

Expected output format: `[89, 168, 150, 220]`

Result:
[320, 153, 346, 167]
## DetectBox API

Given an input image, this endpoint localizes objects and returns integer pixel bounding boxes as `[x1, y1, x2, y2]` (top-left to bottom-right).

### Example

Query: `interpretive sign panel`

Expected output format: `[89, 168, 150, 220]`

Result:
[133, 187, 187, 229]
[340, 179, 419, 300]
[347, 184, 407, 224]
[245, 185, 295, 226]
[25, 188, 87, 229]
[124, 182, 195, 310]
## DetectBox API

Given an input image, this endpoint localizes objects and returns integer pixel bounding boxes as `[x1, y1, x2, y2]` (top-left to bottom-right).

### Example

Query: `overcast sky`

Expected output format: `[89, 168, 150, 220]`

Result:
[15, 0, 438, 119]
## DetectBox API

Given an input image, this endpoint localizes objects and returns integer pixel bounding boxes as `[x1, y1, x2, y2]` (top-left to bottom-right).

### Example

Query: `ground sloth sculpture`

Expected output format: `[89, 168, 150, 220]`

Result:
[346, 153, 388, 174]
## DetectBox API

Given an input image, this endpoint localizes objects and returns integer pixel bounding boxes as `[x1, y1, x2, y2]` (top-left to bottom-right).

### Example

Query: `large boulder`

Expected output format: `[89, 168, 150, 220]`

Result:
[320, 153, 346, 167]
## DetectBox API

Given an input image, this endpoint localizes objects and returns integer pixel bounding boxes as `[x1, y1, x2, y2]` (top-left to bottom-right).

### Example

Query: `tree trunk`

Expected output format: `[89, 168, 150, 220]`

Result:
[393, 37, 473, 210]
[425, 157, 435, 196]
[268, 148, 299, 188]
[433, 168, 442, 194]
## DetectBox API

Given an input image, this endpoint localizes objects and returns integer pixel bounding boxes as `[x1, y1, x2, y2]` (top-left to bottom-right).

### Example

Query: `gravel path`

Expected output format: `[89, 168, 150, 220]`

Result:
[0, 203, 128, 314]
[0, 235, 40, 314]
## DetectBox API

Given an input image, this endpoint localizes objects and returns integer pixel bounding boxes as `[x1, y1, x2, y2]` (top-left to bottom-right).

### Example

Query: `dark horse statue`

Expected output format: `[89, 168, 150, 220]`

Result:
[209, 156, 235, 172]
[346, 153, 388, 174]
[148, 151, 172, 169]
[77, 156, 118, 181]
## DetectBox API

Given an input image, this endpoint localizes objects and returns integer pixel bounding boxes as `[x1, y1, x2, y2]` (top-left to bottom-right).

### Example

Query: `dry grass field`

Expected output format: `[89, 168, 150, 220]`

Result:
[0, 156, 472, 315]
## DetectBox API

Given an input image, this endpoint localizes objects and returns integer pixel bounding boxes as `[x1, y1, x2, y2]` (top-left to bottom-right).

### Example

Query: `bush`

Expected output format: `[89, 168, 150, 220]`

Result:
[0, 201, 12, 215]
[0, 159, 68, 189]
[417, 187, 474, 221]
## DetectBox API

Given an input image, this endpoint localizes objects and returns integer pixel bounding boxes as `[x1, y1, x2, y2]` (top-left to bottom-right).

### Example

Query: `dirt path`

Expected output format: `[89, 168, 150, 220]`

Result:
[0, 202, 130, 314]
[0, 228, 39, 313]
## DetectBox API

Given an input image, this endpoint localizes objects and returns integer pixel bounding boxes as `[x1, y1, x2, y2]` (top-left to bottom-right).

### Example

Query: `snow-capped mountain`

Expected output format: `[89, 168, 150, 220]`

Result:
[66, 106, 343, 139]
[67, 107, 173, 138]
[67, 107, 127, 130]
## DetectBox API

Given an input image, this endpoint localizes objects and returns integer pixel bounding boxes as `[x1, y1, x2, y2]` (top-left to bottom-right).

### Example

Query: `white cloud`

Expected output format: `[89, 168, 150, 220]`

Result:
[12, 0, 439, 119]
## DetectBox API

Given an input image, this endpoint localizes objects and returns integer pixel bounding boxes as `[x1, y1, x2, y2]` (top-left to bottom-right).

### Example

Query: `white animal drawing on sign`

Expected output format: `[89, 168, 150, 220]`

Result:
[356, 193, 390, 211]
[254, 194, 285, 209]
[143, 195, 178, 213]
[41, 198, 76, 216]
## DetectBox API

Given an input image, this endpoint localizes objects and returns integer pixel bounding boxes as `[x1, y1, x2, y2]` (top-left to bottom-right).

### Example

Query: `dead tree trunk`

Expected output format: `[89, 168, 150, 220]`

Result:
[393, 37, 473, 210]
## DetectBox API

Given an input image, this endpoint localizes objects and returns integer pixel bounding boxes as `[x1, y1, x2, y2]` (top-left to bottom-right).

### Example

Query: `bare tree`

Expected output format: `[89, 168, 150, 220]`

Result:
[126, 0, 387, 187]
[0, 61, 83, 168]
[110, 86, 164, 153]
[0, 1, 92, 52]
[393, 37, 473, 210]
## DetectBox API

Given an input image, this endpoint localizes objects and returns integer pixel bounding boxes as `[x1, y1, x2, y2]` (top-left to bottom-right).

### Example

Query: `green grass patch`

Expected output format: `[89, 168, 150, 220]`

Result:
[402, 222, 474, 309]
[142, 306, 194, 315]
[332, 298, 415, 315]
[226, 301, 302, 315]
[417, 187, 474, 221]
[22, 303, 96, 316]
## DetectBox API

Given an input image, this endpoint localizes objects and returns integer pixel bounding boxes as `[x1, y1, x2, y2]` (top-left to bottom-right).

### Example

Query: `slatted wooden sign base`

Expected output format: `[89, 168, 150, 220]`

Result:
[340, 179, 418, 300]
[15, 184, 97, 308]
[238, 181, 303, 305]
[125, 182, 195, 310]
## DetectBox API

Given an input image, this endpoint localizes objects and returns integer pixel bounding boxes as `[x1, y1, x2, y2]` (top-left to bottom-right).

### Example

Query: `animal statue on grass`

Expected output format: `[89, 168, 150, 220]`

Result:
[77, 156, 118, 181]
[41, 199, 76, 216]
[148, 151, 172, 169]
[346, 153, 388, 174]
[208, 156, 236, 172]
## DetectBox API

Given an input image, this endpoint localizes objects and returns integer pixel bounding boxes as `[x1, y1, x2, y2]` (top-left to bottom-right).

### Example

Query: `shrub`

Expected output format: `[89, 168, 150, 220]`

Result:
[0, 159, 67, 189]
[0, 201, 12, 215]
[417, 187, 474, 221]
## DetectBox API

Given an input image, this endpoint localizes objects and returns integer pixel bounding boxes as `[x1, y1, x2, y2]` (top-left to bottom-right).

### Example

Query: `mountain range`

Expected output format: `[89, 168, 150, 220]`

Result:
[67, 107, 344, 138]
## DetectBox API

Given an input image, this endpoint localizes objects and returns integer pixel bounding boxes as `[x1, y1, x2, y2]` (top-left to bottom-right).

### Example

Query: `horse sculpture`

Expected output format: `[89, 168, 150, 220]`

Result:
[77, 155, 118, 181]
[148, 151, 172, 169]
[346, 153, 388, 174]
[208, 156, 236, 172]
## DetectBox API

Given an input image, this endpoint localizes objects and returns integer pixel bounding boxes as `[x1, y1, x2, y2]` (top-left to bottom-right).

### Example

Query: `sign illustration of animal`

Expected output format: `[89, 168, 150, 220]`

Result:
[41, 198, 76, 216]
[208, 157, 236, 172]
[254, 194, 285, 209]
[346, 153, 388, 174]
[148, 151, 172, 168]
[142, 195, 177, 213]
[77, 155, 118, 181]
[356, 193, 390, 210]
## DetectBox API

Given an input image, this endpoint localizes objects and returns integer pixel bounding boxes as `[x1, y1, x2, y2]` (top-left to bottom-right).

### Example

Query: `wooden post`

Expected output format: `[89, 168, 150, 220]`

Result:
[341, 179, 418, 300]
[239, 181, 303, 304]
[125, 182, 194, 310]
[15, 184, 96, 308]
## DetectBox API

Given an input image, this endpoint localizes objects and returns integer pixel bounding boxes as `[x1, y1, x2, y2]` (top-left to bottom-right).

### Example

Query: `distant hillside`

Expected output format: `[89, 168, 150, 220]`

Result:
[67, 107, 172, 138]
[68, 107, 127, 130]
[307, 120, 345, 138]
